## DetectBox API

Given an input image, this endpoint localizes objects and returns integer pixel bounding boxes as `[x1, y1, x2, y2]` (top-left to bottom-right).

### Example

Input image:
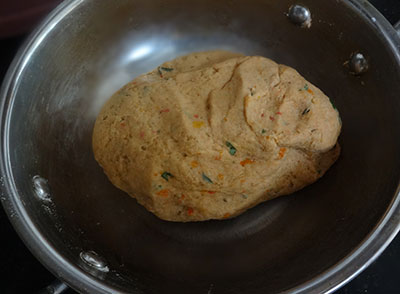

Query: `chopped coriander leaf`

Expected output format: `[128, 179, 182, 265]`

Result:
[160, 67, 174, 72]
[299, 84, 309, 91]
[302, 108, 310, 115]
[202, 173, 213, 183]
[161, 172, 173, 181]
[330, 99, 337, 110]
[225, 141, 237, 155]
[261, 129, 267, 134]
[157, 67, 173, 77]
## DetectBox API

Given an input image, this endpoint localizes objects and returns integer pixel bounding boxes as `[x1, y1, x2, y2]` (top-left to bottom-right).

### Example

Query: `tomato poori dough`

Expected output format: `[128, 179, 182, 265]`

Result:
[92, 50, 341, 222]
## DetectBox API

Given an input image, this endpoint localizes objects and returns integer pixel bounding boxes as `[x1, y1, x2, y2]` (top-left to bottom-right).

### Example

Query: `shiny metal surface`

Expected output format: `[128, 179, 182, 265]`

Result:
[38, 280, 69, 294]
[288, 4, 312, 28]
[1, 0, 400, 294]
[348, 52, 369, 75]
[32, 175, 51, 201]
[395, 20, 400, 36]
[79, 251, 109, 273]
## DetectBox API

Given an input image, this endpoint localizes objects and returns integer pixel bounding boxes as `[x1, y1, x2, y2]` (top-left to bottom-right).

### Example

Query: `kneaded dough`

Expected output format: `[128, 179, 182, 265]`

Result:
[93, 50, 341, 222]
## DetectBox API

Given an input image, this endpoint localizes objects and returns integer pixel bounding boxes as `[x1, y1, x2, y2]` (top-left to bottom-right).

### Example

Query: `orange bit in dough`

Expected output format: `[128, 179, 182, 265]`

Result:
[240, 158, 255, 167]
[201, 190, 216, 194]
[156, 189, 169, 197]
[215, 151, 223, 160]
[278, 147, 287, 159]
[191, 160, 199, 168]
[187, 207, 194, 215]
[217, 174, 224, 180]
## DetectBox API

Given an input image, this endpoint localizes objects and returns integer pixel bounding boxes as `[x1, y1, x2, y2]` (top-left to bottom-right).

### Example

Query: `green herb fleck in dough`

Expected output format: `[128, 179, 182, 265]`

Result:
[261, 129, 266, 134]
[158, 66, 174, 76]
[299, 83, 309, 91]
[202, 173, 213, 184]
[225, 141, 237, 155]
[302, 108, 310, 115]
[330, 99, 337, 110]
[161, 172, 173, 181]
[160, 67, 174, 72]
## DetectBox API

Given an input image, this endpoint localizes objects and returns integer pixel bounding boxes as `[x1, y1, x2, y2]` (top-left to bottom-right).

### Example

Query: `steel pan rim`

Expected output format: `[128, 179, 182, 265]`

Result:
[0, 0, 399, 293]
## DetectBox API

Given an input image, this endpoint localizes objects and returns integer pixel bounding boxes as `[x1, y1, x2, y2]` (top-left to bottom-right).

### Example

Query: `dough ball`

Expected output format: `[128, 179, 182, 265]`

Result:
[92, 50, 341, 222]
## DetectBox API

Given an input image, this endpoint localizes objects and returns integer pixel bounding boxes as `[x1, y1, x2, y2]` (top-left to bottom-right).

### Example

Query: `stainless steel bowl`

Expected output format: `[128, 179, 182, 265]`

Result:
[1, 0, 400, 293]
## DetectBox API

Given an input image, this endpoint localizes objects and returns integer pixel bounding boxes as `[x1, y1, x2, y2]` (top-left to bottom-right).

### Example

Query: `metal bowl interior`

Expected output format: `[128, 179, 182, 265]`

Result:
[1, 0, 400, 293]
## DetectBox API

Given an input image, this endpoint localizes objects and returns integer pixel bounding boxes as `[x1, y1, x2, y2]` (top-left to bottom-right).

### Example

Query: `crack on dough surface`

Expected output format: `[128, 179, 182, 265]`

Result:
[92, 50, 341, 222]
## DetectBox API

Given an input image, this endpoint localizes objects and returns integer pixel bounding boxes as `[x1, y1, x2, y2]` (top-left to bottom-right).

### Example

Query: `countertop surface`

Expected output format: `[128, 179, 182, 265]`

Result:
[1, 1, 400, 293]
